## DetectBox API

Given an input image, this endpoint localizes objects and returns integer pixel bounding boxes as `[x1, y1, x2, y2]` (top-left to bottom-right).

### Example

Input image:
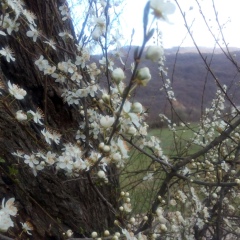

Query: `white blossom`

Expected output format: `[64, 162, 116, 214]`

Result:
[43, 39, 56, 50]
[23, 154, 39, 168]
[21, 221, 33, 235]
[100, 116, 115, 128]
[150, 0, 176, 21]
[1, 198, 17, 216]
[28, 108, 44, 125]
[0, 46, 15, 62]
[22, 10, 37, 26]
[35, 55, 49, 71]
[0, 211, 14, 232]
[8, 81, 27, 100]
[26, 25, 39, 42]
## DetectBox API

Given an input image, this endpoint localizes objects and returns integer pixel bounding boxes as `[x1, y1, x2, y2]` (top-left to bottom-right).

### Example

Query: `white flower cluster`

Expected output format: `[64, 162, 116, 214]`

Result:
[0, 198, 17, 232]
[0, 1, 37, 62]
[160, 78, 176, 101]
[192, 86, 227, 147]
[59, 4, 70, 21]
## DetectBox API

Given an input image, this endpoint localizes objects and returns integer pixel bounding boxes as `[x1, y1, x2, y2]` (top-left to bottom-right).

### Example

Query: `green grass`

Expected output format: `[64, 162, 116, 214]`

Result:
[149, 122, 201, 157]
[120, 150, 165, 213]
[120, 122, 203, 214]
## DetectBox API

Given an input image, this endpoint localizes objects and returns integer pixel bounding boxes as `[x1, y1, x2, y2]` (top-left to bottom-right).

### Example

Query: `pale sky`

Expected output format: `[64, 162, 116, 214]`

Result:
[121, 0, 240, 49]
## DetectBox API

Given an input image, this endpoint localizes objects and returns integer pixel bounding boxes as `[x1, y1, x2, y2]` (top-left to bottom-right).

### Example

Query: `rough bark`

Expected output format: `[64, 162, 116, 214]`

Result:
[0, 0, 119, 239]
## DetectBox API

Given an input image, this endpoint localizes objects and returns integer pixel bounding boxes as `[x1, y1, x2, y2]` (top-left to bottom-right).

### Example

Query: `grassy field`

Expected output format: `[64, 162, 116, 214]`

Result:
[149, 122, 201, 156]
[120, 122, 202, 213]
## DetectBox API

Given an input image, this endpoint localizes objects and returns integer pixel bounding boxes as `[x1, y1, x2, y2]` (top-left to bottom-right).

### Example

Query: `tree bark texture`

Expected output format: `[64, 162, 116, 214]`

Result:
[0, 0, 119, 239]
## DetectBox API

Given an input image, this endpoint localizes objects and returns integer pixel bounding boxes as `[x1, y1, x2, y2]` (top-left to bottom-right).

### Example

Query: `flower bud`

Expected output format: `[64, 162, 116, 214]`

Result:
[104, 230, 110, 236]
[160, 224, 167, 231]
[143, 216, 148, 221]
[112, 152, 122, 161]
[16, 110, 27, 121]
[99, 142, 105, 149]
[130, 217, 135, 224]
[135, 67, 151, 86]
[91, 232, 98, 238]
[132, 102, 143, 113]
[97, 170, 106, 179]
[152, 233, 157, 239]
[103, 145, 110, 152]
[212, 193, 218, 199]
[112, 68, 125, 83]
[102, 93, 110, 102]
[66, 230, 73, 237]
[92, 27, 101, 41]
[235, 179, 240, 184]
[100, 116, 115, 128]
[114, 220, 119, 225]
[146, 46, 164, 62]
[127, 126, 137, 135]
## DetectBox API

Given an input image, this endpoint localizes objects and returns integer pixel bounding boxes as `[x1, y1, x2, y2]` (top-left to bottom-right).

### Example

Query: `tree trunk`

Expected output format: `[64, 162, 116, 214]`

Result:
[0, 1, 119, 239]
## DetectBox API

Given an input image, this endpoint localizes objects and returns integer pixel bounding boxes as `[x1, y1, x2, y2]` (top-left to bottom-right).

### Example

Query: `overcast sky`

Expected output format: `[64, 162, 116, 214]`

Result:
[120, 0, 240, 49]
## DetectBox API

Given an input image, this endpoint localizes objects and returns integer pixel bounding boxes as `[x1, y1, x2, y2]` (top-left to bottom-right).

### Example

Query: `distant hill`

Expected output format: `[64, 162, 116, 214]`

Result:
[93, 47, 240, 126]
[130, 47, 240, 126]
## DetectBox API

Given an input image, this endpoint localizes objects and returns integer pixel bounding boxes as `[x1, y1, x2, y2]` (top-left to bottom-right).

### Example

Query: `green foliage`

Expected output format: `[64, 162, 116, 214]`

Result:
[8, 165, 18, 176]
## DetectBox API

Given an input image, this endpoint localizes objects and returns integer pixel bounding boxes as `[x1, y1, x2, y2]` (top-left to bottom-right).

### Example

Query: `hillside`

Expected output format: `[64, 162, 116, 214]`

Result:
[133, 47, 240, 125]
[93, 47, 240, 126]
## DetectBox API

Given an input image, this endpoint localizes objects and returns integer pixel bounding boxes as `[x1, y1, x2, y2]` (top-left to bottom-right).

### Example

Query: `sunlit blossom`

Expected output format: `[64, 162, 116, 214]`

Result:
[150, 0, 176, 21]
